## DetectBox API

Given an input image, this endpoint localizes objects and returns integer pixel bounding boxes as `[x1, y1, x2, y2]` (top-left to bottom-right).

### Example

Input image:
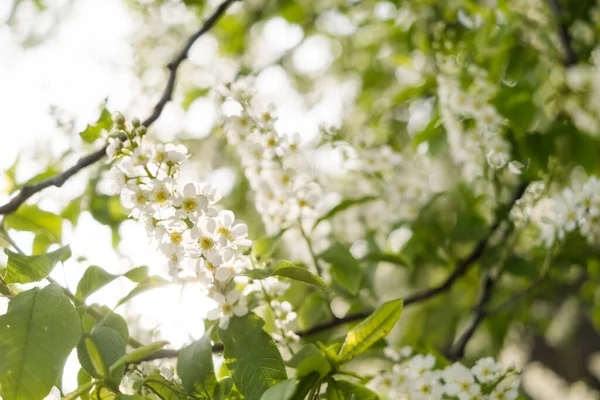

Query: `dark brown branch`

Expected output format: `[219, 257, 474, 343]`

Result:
[448, 273, 496, 361]
[546, 0, 577, 66]
[0, 0, 237, 216]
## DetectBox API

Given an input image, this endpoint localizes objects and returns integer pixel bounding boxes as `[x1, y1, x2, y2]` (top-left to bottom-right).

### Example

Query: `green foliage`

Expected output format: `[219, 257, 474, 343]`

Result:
[177, 330, 218, 397]
[4, 245, 71, 284]
[115, 275, 171, 307]
[75, 265, 119, 303]
[246, 260, 332, 293]
[79, 107, 113, 143]
[312, 196, 378, 230]
[319, 242, 362, 295]
[287, 344, 331, 378]
[338, 299, 403, 364]
[0, 284, 82, 400]
[4, 204, 62, 243]
[326, 379, 379, 400]
[219, 313, 287, 400]
[77, 326, 126, 382]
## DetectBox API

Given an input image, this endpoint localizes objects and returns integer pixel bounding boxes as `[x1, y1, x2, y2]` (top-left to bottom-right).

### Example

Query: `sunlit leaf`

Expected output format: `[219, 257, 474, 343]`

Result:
[337, 298, 403, 364]
[4, 245, 71, 284]
[0, 284, 82, 400]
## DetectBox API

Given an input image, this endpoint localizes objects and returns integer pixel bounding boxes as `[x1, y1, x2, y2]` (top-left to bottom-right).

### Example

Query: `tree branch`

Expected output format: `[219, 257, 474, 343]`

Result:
[131, 182, 530, 363]
[546, 0, 577, 66]
[448, 273, 496, 361]
[0, 0, 238, 216]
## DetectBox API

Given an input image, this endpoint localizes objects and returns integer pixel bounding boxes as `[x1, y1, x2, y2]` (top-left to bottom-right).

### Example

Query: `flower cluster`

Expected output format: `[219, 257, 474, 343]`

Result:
[218, 78, 324, 235]
[105, 113, 252, 329]
[370, 347, 520, 400]
[437, 57, 523, 185]
[531, 175, 600, 247]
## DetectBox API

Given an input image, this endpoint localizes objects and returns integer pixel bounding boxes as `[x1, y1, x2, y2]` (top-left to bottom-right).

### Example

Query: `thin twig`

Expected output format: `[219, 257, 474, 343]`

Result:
[0, 0, 238, 216]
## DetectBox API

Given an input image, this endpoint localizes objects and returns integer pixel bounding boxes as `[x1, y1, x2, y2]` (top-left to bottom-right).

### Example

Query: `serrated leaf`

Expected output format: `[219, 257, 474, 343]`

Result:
[177, 330, 217, 397]
[220, 313, 287, 400]
[115, 275, 171, 308]
[0, 284, 82, 400]
[337, 298, 403, 364]
[4, 245, 71, 284]
[319, 242, 362, 295]
[313, 196, 377, 229]
[4, 204, 62, 242]
[75, 265, 119, 303]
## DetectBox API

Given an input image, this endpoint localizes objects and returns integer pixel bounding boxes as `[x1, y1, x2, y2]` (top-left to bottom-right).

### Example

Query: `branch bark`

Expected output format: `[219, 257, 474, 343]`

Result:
[0, 0, 237, 216]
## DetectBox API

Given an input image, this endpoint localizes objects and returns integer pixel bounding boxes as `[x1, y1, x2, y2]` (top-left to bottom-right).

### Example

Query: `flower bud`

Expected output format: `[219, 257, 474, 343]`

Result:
[113, 112, 126, 128]
[136, 126, 147, 137]
[132, 117, 141, 128]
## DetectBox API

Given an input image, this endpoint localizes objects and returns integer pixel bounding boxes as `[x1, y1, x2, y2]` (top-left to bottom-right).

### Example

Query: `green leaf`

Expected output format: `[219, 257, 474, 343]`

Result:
[313, 196, 377, 229]
[79, 107, 113, 143]
[4, 204, 62, 242]
[260, 379, 296, 400]
[0, 284, 82, 400]
[319, 242, 362, 295]
[62, 197, 82, 226]
[95, 311, 130, 343]
[32, 234, 51, 255]
[140, 373, 187, 400]
[182, 87, 210, 110]
[77, 327, 126, 381]
[123, 266, 150, 282]
[109, 341, 169, 375]
[115, 275, 171, 308]
[297, 292, 331, 331]
[503, 255, 539, 279]
[326, 379, 379, 400]
[177, 330, 217, 397]
[220, 313, 287, 400]
[337, 299, 403, 364]
[213, 377, 233, 400]
[252, 230, 285, 259]
[75, 266, 119, 303]
[4, 245, 71, 284]
[293, 372, 321, 400]
[287, 344, 331, 378]
[245, 260, 332, 293]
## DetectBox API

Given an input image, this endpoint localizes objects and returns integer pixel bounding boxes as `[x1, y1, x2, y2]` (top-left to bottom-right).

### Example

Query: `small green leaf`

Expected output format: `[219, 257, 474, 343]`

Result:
[177, 330, 217, 396]
[260, 379, 296, 400]
[79, 107, 113, 143]
[123, 266, 150, 282]
[220, 313, 287, 400]
[77, 327, 126, 381]
[319, 242, 362, 295]
[297, 292, 331, 331]
[4, 204, 62, 242]
[287, 344, 330, 378]
[115, 276, 171, 308]
[140, 373, 187, 399]
[326, 379, 379, 400]
[4, 245, 71, 284]
[503, 255, 538, 279]
[110, 341, 169, 375]
[0, 284, 82, 400]
[95, 311, 130, 343]
[75, 266, 119, 303]
[245, 260, 332, 293]
[293, 372, 321, 400]
[252, 230, 285, 259]
[182, 87, 210, 110]
[337, 298, 403, 364]
[313, 196, 377, 229]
